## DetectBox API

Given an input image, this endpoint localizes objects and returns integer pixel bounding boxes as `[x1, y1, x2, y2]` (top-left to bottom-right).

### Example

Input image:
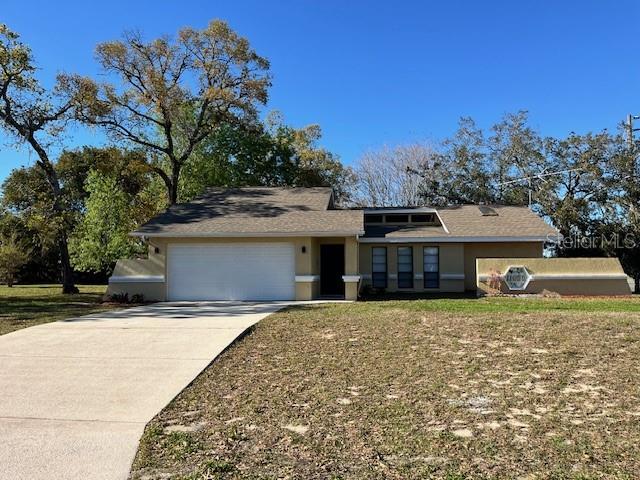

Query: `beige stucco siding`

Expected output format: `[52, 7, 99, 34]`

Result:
[477, 257, 631, 296]
[359, 243, 465, 293]
[463, 242, 543, 290]
[106, 254, 166, 301]
[128, 235, 360, 301]
[106, 281, 165, 301]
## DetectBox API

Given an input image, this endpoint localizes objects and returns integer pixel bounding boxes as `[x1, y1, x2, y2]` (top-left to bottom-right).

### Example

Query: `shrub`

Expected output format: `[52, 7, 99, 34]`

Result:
[107, 292, 129, 303]
[131, 293, 145, 303]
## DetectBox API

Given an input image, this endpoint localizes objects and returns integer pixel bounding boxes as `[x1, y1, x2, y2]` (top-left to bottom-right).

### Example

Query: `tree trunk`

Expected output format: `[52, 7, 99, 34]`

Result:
[169, 163, 181, 205]
[59, 236, 78, 294]
[169, 180, 179, 205]
[28, 136, 78, 294]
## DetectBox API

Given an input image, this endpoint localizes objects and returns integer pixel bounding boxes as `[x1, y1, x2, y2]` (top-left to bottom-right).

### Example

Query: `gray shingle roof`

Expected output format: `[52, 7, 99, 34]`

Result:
[437, 205, 558, 238]
[135, 188, 556, 241]
[133, 187, 364, 237]
[363, 205, 558, 240]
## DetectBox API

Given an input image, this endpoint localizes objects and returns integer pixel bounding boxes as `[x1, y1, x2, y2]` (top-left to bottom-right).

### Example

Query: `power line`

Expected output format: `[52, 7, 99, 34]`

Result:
[495, 168, 585, 207]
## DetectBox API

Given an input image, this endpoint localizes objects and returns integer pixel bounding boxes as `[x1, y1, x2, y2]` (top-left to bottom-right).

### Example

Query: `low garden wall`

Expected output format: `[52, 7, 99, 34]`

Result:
[476, 257, 631, 296]
[106, 257, 165, 302]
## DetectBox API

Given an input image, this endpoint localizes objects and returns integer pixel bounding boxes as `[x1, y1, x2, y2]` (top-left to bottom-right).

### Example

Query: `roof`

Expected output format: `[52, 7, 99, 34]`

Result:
[134, 188, 556, 241]
[362, 205, 558, 242]
[133, 187, 364, 237]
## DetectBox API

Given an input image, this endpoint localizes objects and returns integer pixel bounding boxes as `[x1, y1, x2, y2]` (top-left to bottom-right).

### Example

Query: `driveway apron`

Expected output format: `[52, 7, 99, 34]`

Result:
[0, 302, 286, 480]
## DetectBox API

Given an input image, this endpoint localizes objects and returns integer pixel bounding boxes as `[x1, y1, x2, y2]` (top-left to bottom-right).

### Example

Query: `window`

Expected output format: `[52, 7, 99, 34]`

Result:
[385, 214, 409, 223]
[423, 247, 439, 288]
[372, 247, 387, 288]
[365, 214, 384, 224]
[397, 247, 413, 288]
[478, 205, 498, 216]
[411, 213, 435, 223]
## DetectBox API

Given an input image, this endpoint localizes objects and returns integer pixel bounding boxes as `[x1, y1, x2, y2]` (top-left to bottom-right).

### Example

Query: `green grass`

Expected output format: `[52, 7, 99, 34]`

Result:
[0, 284, 118, 335]
[362, 295, 640, 313]
[131, 300, 640, 480]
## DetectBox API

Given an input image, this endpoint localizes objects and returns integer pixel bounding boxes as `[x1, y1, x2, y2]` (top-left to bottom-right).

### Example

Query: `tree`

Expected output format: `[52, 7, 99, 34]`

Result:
[67, 20, 271, 205]
[0, 231, 29, 287]
[534, 132, 612, 251]
[177, 114, 354, 204]
[69, 170, 145, 273]
[1, 146, 164, 280]
[0, 24, 86, 293]
[353, 143, 439, 207]
[435, 117, 495, 205]
[488, 110, 545, 205]
[602, 131, 640, 292]
[286, 123, 355, 204]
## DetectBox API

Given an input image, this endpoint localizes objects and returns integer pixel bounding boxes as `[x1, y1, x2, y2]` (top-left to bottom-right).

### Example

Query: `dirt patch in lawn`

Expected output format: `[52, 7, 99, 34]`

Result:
[130, 301, 640, 479]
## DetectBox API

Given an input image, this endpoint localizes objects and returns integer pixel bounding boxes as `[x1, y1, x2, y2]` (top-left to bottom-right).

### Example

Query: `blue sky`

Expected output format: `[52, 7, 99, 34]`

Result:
[1, 0, 638, 181]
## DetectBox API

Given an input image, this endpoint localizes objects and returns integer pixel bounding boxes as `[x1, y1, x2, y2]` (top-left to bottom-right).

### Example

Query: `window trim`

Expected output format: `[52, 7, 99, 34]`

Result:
[371, 246, 387, 288]
[397, 246, 413, 289]
[423, 246, 440, 289]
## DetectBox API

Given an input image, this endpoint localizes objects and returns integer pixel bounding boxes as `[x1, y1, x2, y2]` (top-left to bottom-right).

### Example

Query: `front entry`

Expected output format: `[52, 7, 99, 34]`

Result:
[320, 244, 345, 297]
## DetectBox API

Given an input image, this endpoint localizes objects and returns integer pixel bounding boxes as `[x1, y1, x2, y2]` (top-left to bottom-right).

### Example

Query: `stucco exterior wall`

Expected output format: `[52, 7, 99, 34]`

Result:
[107, 235, 359, 301]
[463, 242, 543, 290]
[106, 254, 166, 301]
[476, 257, 631, 296]
[359, 243, 465, 293]
[311, 236, 359, 299]
[106, 281, 165, 301]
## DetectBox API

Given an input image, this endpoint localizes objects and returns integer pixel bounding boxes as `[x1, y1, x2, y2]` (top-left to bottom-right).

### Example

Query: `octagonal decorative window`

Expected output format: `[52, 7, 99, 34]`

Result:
[503, 265, 532, 291]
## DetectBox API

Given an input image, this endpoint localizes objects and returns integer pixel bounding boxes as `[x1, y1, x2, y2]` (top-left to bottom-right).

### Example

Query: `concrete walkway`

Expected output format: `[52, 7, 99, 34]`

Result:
[0, 302, 290, 480]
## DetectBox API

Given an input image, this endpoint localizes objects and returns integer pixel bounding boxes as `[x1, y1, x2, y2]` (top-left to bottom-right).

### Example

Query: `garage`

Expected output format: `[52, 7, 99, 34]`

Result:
[167, 243, 296, 301]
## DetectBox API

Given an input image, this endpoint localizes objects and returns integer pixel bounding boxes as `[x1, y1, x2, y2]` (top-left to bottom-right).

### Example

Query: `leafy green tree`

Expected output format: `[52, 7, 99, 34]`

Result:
[602, 132, 640, 292]
[178, 114, 354, 204]
[287, 123, 355, 204]
[1, 146, 164, 279]
[69, 171, 145, 273]
[66, 20, 271, 205]
[393, 117, 495, 206]
[1, 163, 64, 260]
[0, 231, 30, 287]
[534, 132, 612, 250]
[438, 117, 495, 204]
[488, 110, 545, 205]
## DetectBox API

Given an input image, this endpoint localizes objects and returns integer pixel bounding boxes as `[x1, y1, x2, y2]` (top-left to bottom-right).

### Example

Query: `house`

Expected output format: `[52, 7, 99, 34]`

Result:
[107, 187, 559, 301]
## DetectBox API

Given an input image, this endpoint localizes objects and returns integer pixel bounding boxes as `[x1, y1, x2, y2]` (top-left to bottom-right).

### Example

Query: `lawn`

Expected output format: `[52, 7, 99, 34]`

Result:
[0, 284, 117, 335]
[131, 297, 640, 480]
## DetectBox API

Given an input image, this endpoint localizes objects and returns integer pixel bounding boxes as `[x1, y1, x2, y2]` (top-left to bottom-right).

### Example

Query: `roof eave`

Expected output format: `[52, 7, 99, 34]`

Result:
[359, 235, 560, 243]
[131, 230, 365, 238]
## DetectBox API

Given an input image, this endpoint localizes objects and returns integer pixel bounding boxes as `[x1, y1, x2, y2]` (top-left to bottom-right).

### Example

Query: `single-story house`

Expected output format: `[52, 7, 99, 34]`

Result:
[108, 187, 561, 301]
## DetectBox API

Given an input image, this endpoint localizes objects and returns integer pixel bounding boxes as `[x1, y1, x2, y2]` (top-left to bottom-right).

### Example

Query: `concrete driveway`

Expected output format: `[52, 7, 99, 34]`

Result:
[0, 302, 288, 480]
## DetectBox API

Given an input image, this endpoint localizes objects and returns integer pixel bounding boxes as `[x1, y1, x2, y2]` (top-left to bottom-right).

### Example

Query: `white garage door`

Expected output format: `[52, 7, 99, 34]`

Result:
[167, 243, 296, 301]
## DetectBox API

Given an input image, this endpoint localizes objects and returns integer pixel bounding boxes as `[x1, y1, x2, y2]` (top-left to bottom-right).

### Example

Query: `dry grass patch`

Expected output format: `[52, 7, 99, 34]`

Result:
[130, 300, 640, 479]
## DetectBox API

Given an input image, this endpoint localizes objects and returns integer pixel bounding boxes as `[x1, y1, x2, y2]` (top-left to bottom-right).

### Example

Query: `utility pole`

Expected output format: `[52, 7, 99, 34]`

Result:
[626, 114, 640, 151]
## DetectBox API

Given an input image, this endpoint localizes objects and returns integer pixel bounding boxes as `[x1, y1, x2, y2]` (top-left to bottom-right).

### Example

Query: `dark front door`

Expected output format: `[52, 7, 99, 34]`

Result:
[320, 244, 345, 297]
